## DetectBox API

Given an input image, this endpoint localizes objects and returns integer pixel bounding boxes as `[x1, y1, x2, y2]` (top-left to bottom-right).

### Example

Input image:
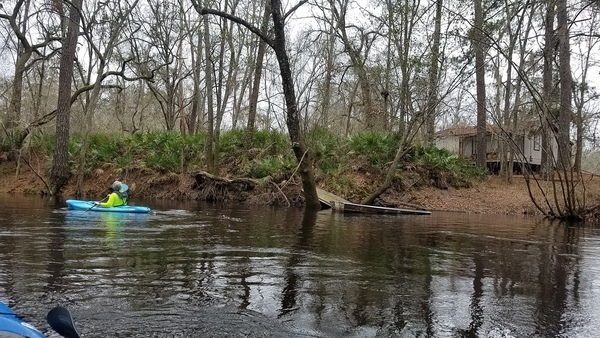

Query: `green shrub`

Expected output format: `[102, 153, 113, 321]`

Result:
[28, 133, 55, 154]
[252, 130, 290, 155]
[133, 131, 205, 172]
[412, 145, 487, 186]
[88, 134, 122, 164]
[250, 156, 295, 179]
[220, 129, 246, 154]
[349, 131, 401, 166]
[220, 129, 291, 157]
[307, 127, 344, 172]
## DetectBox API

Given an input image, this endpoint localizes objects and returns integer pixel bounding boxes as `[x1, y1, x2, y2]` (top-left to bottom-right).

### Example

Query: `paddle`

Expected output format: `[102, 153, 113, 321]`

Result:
[85, 195, 108, 212]
[47, 306, 81, 338]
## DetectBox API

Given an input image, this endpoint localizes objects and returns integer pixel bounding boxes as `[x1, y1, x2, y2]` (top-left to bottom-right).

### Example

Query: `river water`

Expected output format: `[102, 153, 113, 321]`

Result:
[1, 194, 599, 337]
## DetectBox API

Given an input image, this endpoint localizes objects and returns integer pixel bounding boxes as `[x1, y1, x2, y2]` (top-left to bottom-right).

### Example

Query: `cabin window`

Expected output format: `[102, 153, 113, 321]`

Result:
[534, 134, 540, 151]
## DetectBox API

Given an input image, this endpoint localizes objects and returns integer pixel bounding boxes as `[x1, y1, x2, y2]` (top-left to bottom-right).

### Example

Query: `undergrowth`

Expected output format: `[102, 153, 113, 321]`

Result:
[27, 129, 484, 189]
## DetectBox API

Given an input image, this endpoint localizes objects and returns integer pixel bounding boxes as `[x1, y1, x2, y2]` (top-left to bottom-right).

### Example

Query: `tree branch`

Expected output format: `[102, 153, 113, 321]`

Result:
[190, 1, 274, 49]
[284, 0, 308, 21]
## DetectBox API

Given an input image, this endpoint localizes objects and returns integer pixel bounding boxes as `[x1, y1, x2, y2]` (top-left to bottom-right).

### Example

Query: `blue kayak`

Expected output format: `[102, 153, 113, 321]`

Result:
[66, 199, 151, 213]
[0, 301, 45, 338]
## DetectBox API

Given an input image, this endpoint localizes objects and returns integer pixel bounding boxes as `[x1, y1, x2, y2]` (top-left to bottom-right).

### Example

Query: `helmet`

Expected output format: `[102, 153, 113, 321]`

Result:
[112, 180, 122, 191]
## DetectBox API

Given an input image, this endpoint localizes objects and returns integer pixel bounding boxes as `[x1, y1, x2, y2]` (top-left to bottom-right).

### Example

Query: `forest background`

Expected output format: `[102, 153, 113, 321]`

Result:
[0, 0, 599, 219]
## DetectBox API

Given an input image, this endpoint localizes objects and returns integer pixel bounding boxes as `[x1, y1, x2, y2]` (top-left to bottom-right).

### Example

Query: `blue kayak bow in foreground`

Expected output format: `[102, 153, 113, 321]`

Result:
[0, 302, 80, 338]
[0, 301, 45, 338]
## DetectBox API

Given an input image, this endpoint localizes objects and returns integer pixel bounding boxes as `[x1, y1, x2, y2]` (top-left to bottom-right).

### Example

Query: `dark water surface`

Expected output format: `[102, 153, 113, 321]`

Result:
[1, 195, 599, 337]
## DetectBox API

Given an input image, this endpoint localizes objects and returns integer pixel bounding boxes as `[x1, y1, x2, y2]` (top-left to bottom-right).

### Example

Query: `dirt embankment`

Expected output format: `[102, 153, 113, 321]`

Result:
[1, 159, 599, 216]
[410, 173, 600, 216]
[0, 160, 197, 200]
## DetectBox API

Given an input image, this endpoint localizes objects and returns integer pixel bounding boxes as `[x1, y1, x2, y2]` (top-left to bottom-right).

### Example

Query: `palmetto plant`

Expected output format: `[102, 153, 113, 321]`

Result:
[413, 146, 486, 187]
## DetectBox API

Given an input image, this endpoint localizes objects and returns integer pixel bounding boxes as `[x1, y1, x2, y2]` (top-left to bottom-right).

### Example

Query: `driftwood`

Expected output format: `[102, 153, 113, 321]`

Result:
[194, 170, 258, 189]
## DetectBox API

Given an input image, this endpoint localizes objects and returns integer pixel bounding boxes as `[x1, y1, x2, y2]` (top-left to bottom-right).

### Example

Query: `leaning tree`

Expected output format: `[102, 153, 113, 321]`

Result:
[192, 0, 321, 209]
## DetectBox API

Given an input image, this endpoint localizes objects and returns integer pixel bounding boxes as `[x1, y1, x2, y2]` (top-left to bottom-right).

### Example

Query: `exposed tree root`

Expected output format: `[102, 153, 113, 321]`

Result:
[192, 171, 303, 206]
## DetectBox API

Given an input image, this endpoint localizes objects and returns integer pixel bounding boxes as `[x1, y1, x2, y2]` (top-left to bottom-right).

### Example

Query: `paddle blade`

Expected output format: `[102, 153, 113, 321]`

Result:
[85, 202, 97, 212]
[47, 306, 81, 338]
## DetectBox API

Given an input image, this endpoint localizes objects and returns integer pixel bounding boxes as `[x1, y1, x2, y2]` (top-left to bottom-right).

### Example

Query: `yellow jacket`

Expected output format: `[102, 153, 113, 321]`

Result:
[99, 192, 127, 207]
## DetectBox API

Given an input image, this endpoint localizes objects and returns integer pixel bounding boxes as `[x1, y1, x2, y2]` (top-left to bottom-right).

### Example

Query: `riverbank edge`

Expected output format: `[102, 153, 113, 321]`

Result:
[2, 159, 596, 216]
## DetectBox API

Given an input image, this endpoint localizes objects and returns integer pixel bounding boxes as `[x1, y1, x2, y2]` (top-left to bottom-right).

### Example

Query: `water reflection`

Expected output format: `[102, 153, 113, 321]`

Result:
[64, 210, 151, 248]
[0, 196, 599, 337]
[281, 208, 318, 317]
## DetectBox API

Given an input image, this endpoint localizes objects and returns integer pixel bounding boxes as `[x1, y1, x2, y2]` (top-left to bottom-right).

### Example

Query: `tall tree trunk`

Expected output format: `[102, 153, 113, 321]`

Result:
[270, 0, 320, 209]
[245, 0, 270, 149]
[573, 113, 583, 172]
[493, 53, 506, 175]
[556, 0, 574, 214]
[541, 0, 556, 179]
[425, 0, 442, 145]
[395, 0, 417, 136]
[474, 0, 487, 169]
[177, 28, 186, 134]
[501, 3, 515, 180]
[203, 7, 216, 173]
[556, 0, 571, 172]
[50, 0, 82, 196]
[320, 17, 336, 129]
[189, 28, 204, 135]
[214, 13, 238, 172]
[383, 25, 391, 133]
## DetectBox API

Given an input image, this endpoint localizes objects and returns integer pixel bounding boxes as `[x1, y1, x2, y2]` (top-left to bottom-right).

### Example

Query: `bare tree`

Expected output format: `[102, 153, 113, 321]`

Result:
[181, 0, 204, 135]
[498, 0, 537, 182]
[212, 0, 248, 173]
[0, 0, 60, 150]
[193, 0, 321, 209]
[142, 0, 191, 131]
[329, 0, 381, 130]
[519, 0, 598, 220]
[74, 0, 140, 195]
[572, 8, 599, 172]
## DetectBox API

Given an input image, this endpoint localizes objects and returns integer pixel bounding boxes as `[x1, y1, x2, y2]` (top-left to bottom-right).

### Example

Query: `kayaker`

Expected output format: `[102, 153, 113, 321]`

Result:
[94, 180, 128, 207]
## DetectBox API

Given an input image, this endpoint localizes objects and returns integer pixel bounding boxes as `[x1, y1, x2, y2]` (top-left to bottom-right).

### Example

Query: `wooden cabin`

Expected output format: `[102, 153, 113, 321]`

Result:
[434, 125, 558, 173]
